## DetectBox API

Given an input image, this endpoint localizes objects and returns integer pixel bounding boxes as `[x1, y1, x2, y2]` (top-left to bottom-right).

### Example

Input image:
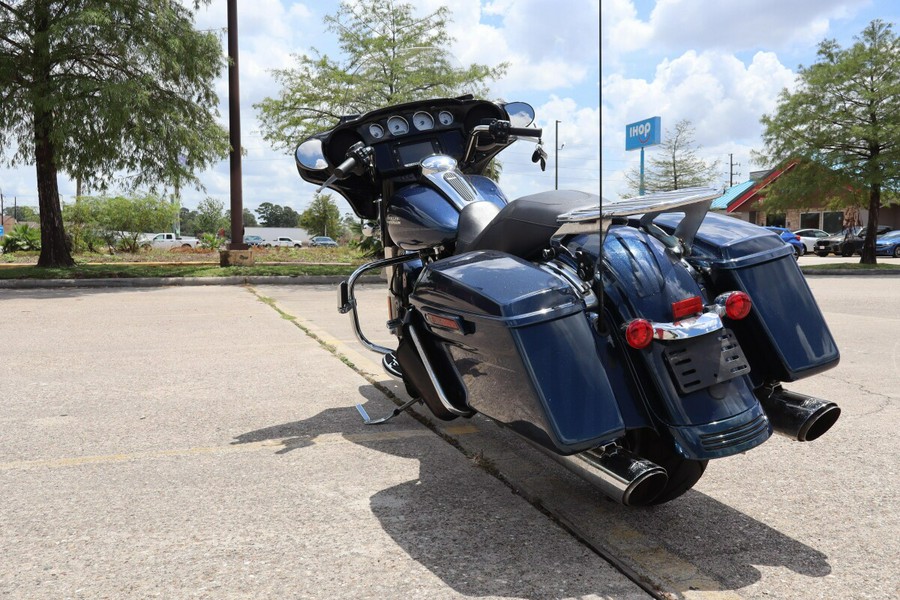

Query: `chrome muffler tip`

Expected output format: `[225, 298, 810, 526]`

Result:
[555, 446, 669, 507]
[758, 386, 841, 442]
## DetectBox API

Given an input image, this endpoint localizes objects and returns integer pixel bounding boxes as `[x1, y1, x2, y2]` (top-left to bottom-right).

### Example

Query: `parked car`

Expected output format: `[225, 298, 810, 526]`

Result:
[764, 226, 804, 258]
[815, 225, 893, 256]
[793, 228, 832, 254]
[243, 235, 264, 247]
[874, 230, 900, 258]
[265, 236, 303, 248]
[309, 236, 338, 247]
[142, 232, 202, 250]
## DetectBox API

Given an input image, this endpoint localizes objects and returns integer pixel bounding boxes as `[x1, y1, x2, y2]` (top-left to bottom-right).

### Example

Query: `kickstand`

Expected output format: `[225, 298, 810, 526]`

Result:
[355, 397, 420, 425]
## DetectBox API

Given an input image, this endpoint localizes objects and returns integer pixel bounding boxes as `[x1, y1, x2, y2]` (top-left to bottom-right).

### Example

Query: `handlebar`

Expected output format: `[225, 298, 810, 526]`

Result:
[334, 155, 359, 179]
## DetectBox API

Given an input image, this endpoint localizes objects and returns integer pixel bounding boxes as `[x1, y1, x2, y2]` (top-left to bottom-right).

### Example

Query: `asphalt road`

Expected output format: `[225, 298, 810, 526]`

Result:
[0, 274, 896, 600]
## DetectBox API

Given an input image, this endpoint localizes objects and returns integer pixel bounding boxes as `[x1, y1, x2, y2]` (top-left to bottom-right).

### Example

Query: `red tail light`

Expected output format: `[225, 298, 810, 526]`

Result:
[724, 291, 752, 320]
[672, 296, 703, 321]
[625, 319, 654, 349]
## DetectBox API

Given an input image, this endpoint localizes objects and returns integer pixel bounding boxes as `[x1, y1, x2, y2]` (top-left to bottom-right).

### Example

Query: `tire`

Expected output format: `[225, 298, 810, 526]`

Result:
[841, 246, 853, 257]
[793, 245, 802, 259]
[815, 251, 829, 257]
[141, 243, 151, 251]
[893, 246, 900, 258]
[623, 428, 707, 505]
[294, 244, 301, 248]
[181, 244, 192, 249]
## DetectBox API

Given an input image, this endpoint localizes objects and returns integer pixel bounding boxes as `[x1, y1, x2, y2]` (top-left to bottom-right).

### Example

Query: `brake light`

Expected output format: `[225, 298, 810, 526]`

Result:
[624, 319, 654, 349]
[672, 296, 703, 321]
[724, 291, 752, 320]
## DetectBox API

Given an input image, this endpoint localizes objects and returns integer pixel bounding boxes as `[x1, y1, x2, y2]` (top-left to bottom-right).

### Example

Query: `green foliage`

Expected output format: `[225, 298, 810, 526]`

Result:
[299, 194, 343, 238]
[255, 202, 301, 227]
[346, 218, 383, 259]
[0, 0, 229, 266]
[194, 197, 228, 237]
[199, 232, 225, 251]
[2, 205, 39, 222]
[179, 206, 199, 236]
[254, 0, 508, 151]
[623, 119, 721, 196]
[1, 224, 41, 252]
[62, 198, 107, 253]
[84, 193, 180, 253]
[757, 19, 900, 263]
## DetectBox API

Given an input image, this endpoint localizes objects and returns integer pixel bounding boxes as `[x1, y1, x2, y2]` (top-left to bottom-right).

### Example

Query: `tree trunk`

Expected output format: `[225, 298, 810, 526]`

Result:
[859, 183, 880, 265]
[33, 1, 74, 268]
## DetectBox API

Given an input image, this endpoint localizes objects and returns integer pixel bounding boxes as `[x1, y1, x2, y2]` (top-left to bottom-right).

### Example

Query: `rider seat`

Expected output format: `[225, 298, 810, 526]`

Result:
[455, 190, 600, 259]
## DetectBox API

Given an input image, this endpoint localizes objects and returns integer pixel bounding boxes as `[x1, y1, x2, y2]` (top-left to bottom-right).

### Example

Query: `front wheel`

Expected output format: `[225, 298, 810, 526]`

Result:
[623, 429, 707, 505]
[893, 246, 900, 258]
[815, 251, 829, 257]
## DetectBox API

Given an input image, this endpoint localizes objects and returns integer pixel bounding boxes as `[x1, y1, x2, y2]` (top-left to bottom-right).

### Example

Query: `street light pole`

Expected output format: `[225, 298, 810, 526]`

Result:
[555, 120, 561, 190]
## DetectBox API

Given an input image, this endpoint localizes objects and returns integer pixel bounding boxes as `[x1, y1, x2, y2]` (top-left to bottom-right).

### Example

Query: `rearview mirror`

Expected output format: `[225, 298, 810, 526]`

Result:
[503, 102, 535, 128]
[295, 138, 327, 171]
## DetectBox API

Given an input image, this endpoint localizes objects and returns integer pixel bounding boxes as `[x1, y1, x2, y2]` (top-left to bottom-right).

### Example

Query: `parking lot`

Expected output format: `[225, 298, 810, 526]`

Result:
[0, 275, 897, 599]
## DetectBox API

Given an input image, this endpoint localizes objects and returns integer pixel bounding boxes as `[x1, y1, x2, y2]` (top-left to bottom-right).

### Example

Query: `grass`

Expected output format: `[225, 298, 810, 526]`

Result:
[0, 246, 378, 280]
[801, 261, 900, 271]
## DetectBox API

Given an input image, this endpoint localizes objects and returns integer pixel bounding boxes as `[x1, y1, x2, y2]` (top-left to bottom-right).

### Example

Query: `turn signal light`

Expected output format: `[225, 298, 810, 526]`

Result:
[724, 291, 752, 320]
[625, 319, 654, 349]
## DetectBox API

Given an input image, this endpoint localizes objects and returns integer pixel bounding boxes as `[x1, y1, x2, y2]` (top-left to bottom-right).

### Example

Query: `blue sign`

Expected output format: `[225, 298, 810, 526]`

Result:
[625, 116, 661, 151]
[0, 225, 4, 236]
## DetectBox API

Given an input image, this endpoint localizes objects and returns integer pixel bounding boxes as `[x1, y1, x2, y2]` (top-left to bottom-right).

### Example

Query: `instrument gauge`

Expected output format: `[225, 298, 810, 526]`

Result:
[413, 111, 435, 131]
[368, 123, 385, 139]
[438, 111, 454, 126]
[386, 115, 409, 136]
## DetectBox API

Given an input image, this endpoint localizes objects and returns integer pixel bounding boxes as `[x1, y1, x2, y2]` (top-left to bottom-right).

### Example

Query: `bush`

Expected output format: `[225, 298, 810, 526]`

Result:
[199, 233, 226, 251]
[1, 224, 41, 252]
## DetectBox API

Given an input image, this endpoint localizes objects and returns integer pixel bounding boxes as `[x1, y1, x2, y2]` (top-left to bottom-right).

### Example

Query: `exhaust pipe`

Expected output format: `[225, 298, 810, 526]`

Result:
[757, 385, 841, 442]
[548, 446, 668, 506]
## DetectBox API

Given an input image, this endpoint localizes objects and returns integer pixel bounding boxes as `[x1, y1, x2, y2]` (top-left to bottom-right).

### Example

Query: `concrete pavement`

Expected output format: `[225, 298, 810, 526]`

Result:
[0, 285, 649, 600]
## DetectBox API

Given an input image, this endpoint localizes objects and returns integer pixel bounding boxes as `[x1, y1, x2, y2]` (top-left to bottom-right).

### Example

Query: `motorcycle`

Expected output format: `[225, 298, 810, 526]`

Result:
[293, 95, 841, 506]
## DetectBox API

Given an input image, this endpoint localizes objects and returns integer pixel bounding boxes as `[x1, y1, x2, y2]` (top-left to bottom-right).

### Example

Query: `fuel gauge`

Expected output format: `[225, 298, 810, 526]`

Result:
[368, 123, 385, 139]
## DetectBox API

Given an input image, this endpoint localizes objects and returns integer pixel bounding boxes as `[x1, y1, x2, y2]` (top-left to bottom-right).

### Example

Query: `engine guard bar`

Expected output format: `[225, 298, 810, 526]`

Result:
[338, 253, 422, 356]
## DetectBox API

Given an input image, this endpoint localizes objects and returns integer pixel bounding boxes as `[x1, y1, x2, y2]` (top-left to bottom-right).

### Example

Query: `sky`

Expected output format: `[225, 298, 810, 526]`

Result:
[0, 0, 601, 220]
[601, 0, 900, 201]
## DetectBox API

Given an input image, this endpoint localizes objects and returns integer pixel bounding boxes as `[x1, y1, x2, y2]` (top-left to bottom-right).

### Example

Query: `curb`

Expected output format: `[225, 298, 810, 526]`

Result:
[0, 275, 384, 290]
[799, 268, 900, 277]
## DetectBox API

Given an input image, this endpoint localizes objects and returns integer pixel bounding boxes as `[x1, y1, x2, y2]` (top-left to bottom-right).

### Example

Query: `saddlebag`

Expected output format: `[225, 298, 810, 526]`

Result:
[409, 250, 624, 454]
[667, 213, 840, 383]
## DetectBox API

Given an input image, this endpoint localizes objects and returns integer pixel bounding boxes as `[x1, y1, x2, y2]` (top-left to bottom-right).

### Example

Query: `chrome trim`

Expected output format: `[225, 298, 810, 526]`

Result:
[339, 253, 422, 355]
[421, 158, 482, 211]
[538, 259, 597, 310]
[625, 311, 725, 341]
[355, 396, 420, 425]
[407, 325, 471, 416]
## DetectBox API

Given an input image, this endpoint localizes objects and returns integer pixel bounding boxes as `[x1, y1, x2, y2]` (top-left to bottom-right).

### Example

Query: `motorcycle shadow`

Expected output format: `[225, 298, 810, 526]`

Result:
[233, 384, 832, 596]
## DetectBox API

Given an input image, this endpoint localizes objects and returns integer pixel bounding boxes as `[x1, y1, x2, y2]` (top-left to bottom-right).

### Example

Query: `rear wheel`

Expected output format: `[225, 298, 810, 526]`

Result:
[893, 246, 900, 258]
[623, 429, 707, 505]
[841, 246, 853, 257]
[815, 251, 829, 257]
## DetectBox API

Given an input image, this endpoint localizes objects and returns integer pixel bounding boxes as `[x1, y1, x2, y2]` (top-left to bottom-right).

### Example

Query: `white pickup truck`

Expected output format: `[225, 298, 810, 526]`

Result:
[142, 232, 202, 250]
[263, 236, 303, 248]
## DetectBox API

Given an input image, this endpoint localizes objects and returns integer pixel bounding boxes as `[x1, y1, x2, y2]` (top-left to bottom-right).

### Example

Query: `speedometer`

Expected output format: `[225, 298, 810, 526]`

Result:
[412, 111, 435, 131]
[386, 116, 409, 136]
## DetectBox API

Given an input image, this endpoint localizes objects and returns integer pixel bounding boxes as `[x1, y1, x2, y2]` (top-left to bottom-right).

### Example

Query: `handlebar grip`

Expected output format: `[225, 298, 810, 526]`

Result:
[510, 127, 542, 138]
[334, 155, 358, 179]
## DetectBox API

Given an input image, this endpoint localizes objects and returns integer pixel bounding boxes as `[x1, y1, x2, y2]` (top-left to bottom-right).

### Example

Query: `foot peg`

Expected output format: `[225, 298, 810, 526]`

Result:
[355, 396, 420, 425]
[382, 351, 403, 380]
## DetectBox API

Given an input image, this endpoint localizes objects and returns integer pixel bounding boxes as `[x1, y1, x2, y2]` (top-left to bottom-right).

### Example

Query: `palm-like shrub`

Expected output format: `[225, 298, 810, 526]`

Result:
[1, 224, 41, 252]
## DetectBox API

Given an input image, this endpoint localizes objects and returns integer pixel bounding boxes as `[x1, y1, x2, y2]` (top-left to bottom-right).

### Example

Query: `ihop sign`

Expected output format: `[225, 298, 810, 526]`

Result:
[625, 116, 661, 151]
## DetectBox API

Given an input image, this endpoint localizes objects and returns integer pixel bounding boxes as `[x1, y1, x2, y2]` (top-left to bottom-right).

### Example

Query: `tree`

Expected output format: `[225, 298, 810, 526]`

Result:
[299, 194, 343, 238]
[757, 19, 900, 264]
[254, 0, 507, 151]
[624, 119, 721, 195]
[0, 1, 230, 267]
[95, 193, 179, 252]
[255, 202, 300, 227]
[3, 205, 39, 222]
[179, 207, 199, 237]
[194, 197, 227, 237]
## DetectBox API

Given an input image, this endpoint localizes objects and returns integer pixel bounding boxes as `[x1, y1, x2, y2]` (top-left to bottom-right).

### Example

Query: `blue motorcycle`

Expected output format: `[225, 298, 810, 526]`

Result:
[293, 95, 841, 506]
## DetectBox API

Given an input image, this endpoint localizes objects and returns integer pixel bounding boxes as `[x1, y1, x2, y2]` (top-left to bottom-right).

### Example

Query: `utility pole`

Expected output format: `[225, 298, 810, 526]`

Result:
[555, 120, 561, 190]
[729, 153, 741, 187]
[227, 0, 247, 250]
